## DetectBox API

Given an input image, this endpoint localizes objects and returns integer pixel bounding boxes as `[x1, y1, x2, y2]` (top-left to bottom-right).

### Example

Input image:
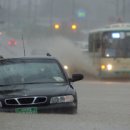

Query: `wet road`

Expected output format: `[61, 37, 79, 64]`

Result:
[0, 80, 130, 130]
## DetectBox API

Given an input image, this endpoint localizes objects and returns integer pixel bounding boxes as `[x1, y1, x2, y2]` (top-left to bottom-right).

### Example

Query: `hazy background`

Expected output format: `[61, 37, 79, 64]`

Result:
[0, 0, 130, 30]
[0, 0, 129, 75]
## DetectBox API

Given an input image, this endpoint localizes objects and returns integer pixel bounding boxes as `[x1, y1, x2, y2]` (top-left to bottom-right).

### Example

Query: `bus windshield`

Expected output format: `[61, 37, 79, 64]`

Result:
[102, 31, 130, 58]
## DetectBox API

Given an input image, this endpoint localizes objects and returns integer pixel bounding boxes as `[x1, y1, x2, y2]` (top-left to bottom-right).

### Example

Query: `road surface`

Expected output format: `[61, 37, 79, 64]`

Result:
[0, 80, 130, 130]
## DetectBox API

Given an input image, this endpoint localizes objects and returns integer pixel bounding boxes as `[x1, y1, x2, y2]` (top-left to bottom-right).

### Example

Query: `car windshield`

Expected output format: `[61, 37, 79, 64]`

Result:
[0, 60, 66, 85]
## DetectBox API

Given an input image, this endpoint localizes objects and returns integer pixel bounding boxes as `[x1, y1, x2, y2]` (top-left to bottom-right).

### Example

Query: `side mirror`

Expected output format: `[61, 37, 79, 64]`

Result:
[69, 74, 84, 82]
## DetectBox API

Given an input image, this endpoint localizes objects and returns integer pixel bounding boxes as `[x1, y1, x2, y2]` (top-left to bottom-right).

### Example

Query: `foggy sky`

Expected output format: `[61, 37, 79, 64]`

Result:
[0, 0, 130, 30]
[0, 0, 130, 72]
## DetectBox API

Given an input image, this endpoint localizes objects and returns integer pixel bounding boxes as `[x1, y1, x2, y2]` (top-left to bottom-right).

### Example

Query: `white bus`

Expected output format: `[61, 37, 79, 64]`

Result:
[87, 23, 130, 78]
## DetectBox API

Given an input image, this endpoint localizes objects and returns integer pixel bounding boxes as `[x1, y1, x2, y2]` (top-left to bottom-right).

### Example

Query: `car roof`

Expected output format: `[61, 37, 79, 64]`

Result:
[0, 56, 59, 62]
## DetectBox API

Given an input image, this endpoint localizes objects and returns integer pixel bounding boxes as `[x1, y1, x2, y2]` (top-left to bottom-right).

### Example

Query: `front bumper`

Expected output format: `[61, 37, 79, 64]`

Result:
[0, 102, 77, 114]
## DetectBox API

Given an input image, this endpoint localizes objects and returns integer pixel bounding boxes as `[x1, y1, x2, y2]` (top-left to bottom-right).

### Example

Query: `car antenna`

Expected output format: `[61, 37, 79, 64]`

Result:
[0, 55, 4, 59]
[21, 33, 26, 56]
[46, 53, 51, 56]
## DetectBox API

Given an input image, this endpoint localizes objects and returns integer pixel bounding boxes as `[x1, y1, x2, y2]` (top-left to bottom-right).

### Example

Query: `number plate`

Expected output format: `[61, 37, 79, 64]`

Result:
[15, 107, 38, 114]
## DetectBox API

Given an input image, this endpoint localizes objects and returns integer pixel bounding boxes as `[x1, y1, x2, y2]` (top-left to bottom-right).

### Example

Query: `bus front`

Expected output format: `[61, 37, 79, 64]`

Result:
[100, 31, 130, 78]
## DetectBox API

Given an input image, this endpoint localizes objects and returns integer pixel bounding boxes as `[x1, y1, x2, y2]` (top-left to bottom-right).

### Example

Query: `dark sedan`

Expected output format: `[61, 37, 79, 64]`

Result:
[0, 57, 83, 114]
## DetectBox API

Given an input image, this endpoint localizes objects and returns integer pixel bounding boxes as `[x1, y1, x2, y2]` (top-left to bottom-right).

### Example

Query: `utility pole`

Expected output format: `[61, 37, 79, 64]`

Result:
[0, 0, 2, 8]
[122, 0, 126, 22]
[7, 0, 11, 30]
[116, 0, 119, 20]
[27, 0, 32, 23]
[115, 0, 125, 23]
[33, 0, 38, 24]
[17, 0, 21, 26]
[72, 0, 76, 22]
[50, 0, 54, 25]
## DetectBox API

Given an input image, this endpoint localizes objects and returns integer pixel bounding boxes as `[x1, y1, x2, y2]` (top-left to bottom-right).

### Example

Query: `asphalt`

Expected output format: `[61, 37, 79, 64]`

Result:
[0, 80, 130, 130]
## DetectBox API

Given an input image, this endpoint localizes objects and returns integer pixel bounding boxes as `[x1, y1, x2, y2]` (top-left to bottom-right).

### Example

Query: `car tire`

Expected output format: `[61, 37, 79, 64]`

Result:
[65, 107, 78, 114]
[70, 108, 77, 114]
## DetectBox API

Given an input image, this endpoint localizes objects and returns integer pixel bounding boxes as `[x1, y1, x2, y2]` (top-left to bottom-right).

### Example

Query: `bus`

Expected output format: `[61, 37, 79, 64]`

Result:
[87, 23, 130, 78]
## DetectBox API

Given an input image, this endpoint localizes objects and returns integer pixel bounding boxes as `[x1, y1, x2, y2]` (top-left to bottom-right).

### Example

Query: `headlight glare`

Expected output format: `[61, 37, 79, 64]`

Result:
[64, 65, 68, 70]
[50, 95, 74, 104]
[107, 64, 113, 71]
[101, 65, 106, 70]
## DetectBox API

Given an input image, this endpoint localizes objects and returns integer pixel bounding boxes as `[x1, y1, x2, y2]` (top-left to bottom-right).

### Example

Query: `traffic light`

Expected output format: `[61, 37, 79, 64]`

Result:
[53, 23, 60, 30]
[8, 38, 17, 46]
[71, 24, 77, 30]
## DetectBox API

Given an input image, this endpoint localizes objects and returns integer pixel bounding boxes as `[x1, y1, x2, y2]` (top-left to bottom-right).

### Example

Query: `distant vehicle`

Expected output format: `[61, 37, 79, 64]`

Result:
[0, 57, 83, 114]
[87, 23, 130, 78]
[74, 40, 88, 52]
[51, 20, 85, 42]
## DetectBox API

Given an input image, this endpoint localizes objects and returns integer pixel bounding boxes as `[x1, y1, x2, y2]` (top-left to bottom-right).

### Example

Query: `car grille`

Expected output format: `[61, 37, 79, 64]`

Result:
[5, 96, 47, 106]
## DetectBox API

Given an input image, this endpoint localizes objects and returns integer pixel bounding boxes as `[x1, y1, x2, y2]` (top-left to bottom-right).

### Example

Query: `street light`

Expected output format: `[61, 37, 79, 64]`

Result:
[50, 0, 54, 25]
[71, 24, 77, 30]
[72, 0, 76, 22]
[53, 23, 60, 30]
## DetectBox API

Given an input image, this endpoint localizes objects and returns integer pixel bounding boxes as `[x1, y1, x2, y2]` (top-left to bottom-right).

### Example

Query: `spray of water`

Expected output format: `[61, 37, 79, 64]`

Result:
[28, 36, 95, 77]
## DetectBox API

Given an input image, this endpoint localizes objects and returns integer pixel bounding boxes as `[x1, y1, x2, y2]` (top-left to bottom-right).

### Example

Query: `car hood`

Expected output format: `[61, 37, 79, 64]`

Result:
[0, 83, 74, 98]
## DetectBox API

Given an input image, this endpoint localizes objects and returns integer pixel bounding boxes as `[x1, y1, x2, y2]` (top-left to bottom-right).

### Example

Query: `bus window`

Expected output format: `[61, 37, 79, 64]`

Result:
[95, 33, 101, 51]
[102, 32, 130, 58]
[88, 33, 101, 52]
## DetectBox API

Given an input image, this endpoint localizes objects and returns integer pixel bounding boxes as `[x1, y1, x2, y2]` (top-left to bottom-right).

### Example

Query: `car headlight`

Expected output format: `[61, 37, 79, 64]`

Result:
[101, 64, 113, 71]
[107, 64, 113, 71]
[50, 95, 74, 104]
[101, 65, 106, 70]
[64, 65, 69, 70]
